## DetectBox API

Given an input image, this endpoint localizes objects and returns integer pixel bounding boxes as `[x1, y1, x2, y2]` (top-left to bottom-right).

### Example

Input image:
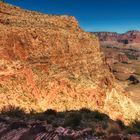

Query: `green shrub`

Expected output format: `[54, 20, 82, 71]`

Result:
[36, 113, 55, 123]
[64, 112, 82, 127]
[126, 127, 140, 134]
[132, 121, 140, 129]
[79, 108, 92, 120]
[57, 112, 65, 118]
[46, 115, 56, 124]
[91, 110, 109, 121]
[44, 109, 57, 116]
[36, 114, 48, 121]
[126, 121, 140, 134]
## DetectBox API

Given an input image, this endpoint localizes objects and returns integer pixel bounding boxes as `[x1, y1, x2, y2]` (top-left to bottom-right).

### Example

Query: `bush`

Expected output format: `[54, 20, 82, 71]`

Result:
[132, 121, 140, 129]
[79, 108, 93, 120]
[126, 127, 140, 134]
[116, 120, 126, 130]
[123, 39, 129, 44]
[126, 121, 140, 134]
[91, 110, 109, 121]
[79, 108, 91, 113]
[46, 115, 56, 124]
[36, 113, 56, 123]
[127, 75, 139, 84]
[35, 110, 57, 123]
[44, 109, 57, 116]
[1, 106, 25, 118]
[36, 114, 48, 121]
[57, 112, 65, 118]
[64, 112, 82, 127]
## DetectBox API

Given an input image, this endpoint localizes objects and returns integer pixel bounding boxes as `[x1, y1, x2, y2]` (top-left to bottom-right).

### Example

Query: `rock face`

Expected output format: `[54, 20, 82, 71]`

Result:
[94, 30, 140, 44]
[0, 2, 139, 123]
[0, 2, 113, 111]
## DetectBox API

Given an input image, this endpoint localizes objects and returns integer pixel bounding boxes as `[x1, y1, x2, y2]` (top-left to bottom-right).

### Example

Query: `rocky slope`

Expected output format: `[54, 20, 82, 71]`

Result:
[0, 2, 139, 124]
[0, 113, 140, 140]
[102, 43, 140, 108]
[94, 30, 140, 44]
[0, 115, 95, 140]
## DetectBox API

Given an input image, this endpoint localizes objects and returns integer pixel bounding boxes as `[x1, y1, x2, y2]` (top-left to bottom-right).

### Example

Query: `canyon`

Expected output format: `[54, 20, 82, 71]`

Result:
[0, 1, 140, 124]
[93, 31, 140, 108]
[0, 2, 140, 139]
[94, 30, 140, 44]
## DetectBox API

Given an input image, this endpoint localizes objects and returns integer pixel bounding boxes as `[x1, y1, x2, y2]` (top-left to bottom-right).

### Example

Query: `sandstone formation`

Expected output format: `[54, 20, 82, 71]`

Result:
[0, 2, 111, 111]
[0, 2, 140, 124]
[94, 30, 140, 45]
[94, 32, 119, 42]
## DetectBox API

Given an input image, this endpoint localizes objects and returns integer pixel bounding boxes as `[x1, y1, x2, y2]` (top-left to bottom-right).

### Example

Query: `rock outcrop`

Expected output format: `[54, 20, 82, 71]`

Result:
[1, 115, 139, 140]
[0, 2, 112, 111]
[94, 32, 119, 42]
[0, 116, 95, 140]
[0, 2, 139, 123]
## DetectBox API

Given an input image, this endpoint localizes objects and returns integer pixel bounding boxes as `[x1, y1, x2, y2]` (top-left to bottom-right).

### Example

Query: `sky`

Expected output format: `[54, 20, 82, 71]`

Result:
[5, 0, 140, 33]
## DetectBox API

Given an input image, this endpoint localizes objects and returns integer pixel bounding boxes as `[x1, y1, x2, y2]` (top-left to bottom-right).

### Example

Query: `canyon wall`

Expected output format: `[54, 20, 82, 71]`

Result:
[94, 30, 140, 44]
[0, 2, 139, 123]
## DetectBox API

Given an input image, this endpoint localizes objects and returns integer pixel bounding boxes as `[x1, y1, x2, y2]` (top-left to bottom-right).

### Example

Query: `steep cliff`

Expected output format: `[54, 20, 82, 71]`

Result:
[0, 2, 139, 123]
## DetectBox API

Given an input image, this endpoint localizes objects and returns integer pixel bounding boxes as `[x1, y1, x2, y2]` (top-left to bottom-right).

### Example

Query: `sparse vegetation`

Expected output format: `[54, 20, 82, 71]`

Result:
[91, 110, 109, 121]
[44, 109, 57, 116]
[0, 107, 140, 137]
[79, 108, 91, 113]
[123, 39, 129, 44]
[128, 75, 139, 84]
[126, 121, 140, 134]
[1, 106, 25, 118]
[64, 112, 82, 127]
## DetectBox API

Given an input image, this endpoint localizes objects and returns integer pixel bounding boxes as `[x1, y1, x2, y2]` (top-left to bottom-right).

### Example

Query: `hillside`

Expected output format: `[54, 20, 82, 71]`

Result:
[0, 2, 140, 124]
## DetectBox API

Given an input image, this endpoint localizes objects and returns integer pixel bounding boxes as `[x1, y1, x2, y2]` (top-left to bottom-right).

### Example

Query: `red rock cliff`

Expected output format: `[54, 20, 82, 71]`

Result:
[93, 30, 140, 44]
[0, 2, 139, 123]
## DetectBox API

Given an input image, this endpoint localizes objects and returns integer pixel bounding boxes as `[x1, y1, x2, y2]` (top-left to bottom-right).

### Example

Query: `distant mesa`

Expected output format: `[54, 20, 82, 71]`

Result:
[92, 30, 140, 44]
